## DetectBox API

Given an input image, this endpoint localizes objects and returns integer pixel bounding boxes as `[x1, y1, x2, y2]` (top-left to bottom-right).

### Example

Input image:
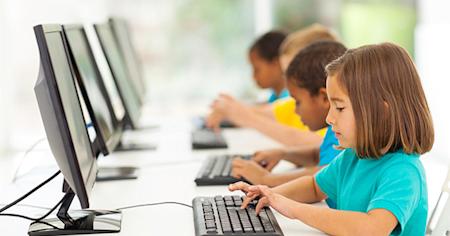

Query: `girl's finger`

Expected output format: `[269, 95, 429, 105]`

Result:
[228, 181, 249, 192]
[255, 196, 269, 215]
[241, 193, 258, 209]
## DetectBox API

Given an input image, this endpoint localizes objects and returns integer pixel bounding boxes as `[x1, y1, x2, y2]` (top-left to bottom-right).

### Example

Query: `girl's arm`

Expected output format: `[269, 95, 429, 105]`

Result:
[230, 179, 398, 236]
[291, 202, 398, 236]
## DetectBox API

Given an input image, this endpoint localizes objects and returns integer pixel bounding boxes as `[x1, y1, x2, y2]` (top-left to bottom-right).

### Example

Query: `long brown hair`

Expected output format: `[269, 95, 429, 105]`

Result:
[326, 43, 434, 158]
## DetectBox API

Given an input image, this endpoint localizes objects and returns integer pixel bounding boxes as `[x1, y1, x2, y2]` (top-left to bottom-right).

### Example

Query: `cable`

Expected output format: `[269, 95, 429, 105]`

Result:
[0, 193, 66, 230]
[0, 213, 61, 229]
[0, 203, 51, 210]
[116, 201, 193, 210]
[0, 170, 61, 213]
[32, 194, 65, 222]
[12, 137, 46, 183]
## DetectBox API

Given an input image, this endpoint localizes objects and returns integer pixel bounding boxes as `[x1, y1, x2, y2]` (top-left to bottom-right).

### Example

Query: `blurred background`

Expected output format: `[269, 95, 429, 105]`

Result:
[0, 0, 448, 164]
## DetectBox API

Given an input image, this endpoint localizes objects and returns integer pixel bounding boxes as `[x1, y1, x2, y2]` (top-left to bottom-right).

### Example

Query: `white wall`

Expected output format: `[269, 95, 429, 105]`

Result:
[0, 0, 12, 154]
[0, 0, 109, 152]
[416, 0, 450, 163]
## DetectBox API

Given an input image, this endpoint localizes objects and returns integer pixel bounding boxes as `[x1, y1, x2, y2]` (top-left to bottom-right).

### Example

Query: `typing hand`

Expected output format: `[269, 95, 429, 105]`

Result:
[229, 182, 298, 219]
[252, 149, 285, 171]
[210, 93, 254, 127]
[205, 109, 224, 132]
[231, 158, 269, 185]
[229, 182, 272, 215]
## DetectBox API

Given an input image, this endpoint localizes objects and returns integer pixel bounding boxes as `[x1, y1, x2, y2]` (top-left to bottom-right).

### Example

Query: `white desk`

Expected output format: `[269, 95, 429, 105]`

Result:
[0, 104, 447, 235]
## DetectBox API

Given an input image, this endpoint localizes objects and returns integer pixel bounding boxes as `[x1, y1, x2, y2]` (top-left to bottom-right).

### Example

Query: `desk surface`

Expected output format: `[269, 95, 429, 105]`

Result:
[0, 104, 447, 235]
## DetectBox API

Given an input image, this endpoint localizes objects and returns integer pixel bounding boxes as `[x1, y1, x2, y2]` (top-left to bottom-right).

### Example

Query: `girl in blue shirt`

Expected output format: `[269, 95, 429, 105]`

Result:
[229, 42, 434, 235]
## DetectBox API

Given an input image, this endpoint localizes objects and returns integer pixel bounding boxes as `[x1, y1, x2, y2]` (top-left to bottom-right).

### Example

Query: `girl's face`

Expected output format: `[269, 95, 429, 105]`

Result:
[326, 75, 357, 149]
[249, 50, 282, 89]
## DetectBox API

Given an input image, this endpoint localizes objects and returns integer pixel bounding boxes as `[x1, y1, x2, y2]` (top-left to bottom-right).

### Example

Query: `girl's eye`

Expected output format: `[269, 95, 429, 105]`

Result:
[336, 107, 345, 112]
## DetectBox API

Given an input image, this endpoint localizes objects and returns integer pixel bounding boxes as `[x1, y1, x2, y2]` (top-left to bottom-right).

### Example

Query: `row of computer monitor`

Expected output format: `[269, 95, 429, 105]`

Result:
[30, 18, 148, 234]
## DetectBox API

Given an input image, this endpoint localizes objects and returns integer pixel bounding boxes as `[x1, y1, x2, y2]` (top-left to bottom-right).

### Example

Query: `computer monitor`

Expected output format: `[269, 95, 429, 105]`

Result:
[31, 24, 121, 235]
[63, 24, 139, 180]
[94, 23, 142, 130]
[63, 25, 122, 156]
[109, 17, 146, 102]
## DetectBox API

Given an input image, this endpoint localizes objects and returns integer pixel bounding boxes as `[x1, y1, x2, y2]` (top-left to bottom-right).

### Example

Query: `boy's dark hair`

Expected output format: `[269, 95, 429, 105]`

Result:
[286, 40, 347, 96]
[250, 30, 287, 62]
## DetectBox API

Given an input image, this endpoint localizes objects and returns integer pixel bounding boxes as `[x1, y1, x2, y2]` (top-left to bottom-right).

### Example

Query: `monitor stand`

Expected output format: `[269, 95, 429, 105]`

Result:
[96, 166, 138, 181]
[28, 192, 121, 235]
[115, 141, 157, 151]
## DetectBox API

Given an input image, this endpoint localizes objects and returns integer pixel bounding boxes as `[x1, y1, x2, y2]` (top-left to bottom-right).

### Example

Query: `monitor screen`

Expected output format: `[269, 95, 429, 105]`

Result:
[34, 25, 96, 208]
[65, 26, 121, 154]
[84, 24, 126, 125]
[110, 18, 146, 99]
[95, 23, 142, 128]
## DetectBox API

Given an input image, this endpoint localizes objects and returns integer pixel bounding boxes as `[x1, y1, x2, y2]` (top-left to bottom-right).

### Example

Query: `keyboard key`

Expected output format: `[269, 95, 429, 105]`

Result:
[228, 209, 243, 233]
[204, 213, 214, 220]
[210, 157, 227, 178]
[224, 196, 233, 201]
[232, 196, 242, 201]
[215, 200, 225, 206]
[259, 209, 275, 232]
[201, 159, 216, 177]
[247, 207, 264, 232]
[225, 201, 234, 207]
[237, 209, 253, 233]
[221, 157, 233, 176]
[203, 206, 213, 213]
[205, 219, 216, 229]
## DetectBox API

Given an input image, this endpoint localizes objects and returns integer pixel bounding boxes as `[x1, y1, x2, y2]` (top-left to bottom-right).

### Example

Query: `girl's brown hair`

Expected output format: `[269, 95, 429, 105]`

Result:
[326, 43, 434, 158]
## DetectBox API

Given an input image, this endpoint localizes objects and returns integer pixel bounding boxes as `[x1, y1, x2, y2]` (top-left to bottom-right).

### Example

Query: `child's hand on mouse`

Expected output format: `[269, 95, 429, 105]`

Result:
[231, 158, 270, 185]
[252, 149, 286, 171]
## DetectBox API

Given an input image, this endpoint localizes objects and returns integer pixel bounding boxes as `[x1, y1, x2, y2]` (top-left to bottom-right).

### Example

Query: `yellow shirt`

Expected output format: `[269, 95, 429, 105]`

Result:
[272, 97, 327, 137]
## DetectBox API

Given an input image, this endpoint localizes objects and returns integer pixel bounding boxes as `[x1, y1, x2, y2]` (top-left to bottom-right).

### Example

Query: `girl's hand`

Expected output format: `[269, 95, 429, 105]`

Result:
[252, 149, 285, 171]
[231, 158, 270, 185]
[211, 94, 255, 127]
[229, 182, 299, 219]
[205, 109, 224, 132]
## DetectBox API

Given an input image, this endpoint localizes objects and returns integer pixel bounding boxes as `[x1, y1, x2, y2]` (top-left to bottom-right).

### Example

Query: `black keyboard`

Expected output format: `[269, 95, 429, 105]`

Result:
[195, 155, 251, 186]
[192, 129, 228, 150]
[193, 195, 283, 236]
[194, 117, 236, 129]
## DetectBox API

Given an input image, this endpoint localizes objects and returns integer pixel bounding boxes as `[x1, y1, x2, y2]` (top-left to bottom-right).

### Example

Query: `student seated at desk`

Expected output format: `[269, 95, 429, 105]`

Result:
[231, 41, 347, 188]
[207, 24, 337, 147]
[230, 43, 433, 236]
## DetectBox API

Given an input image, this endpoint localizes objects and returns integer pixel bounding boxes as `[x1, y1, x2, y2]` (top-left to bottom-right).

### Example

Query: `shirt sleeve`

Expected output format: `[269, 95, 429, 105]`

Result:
[315, 150, 345, 202]
[367, 163, 423, 234]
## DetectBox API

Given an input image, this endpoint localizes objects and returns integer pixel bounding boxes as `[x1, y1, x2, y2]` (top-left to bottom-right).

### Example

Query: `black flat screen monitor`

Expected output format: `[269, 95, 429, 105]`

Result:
[94, 23, 142, 129]
[109, 17, 146, 100]
[64, 25, 122, 156]
[32, 24, 120, 235]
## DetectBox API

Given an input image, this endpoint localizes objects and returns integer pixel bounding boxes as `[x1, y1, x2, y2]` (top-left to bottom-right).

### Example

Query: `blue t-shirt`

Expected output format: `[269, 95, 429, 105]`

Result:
[318, 126, 341, 166]
[316, 149, 428, 236]
[267, 89, 290, 103]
